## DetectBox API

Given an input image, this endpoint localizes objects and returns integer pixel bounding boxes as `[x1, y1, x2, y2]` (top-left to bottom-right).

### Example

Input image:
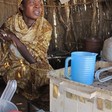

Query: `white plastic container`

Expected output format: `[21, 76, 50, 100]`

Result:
[0, 80, 18, 112]
[48, 67, 112, 112]
[0, 99, 18, 112]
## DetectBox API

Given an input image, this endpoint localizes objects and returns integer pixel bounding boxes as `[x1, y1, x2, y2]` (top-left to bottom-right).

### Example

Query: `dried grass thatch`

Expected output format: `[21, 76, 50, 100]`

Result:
[45, 0, 112, 55]
[0, 0, 17, 26]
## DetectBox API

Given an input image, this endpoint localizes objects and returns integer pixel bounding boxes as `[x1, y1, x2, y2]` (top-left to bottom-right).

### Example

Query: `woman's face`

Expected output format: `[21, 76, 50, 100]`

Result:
[22, 0, 42, 20]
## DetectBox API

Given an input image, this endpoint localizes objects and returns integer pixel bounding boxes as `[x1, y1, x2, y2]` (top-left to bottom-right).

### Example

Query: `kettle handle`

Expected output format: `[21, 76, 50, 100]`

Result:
[64, 57, 71, 79]
[95, 66, 112, 82]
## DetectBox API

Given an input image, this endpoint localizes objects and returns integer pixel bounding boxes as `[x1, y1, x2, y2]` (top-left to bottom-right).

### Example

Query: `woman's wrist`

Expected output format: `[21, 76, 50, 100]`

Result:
[0, 29, 14, 42]
[0, 29, 7, 36]
[0, 29, 8, 42]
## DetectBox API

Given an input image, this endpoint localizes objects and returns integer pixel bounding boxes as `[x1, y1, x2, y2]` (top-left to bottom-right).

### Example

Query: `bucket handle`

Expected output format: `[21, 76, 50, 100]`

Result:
[64, 57, 71, 79]
[95, 66, 112, 82]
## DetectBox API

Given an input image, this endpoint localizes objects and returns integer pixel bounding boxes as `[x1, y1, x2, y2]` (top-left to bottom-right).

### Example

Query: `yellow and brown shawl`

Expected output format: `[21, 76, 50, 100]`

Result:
[0, 0, 52, 100]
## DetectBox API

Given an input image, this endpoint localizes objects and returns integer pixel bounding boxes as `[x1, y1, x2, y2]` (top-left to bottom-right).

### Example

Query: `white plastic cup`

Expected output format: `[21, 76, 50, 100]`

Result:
[0, 99, 18, 112]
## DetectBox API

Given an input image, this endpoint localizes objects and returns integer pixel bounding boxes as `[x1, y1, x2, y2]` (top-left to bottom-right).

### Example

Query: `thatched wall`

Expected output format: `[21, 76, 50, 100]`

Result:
[45, 0, 112, 55]
[0, 0, 17, 26]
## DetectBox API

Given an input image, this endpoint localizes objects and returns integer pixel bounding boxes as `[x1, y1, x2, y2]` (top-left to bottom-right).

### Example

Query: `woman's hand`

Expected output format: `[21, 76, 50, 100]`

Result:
[0, 29, 15, 42]
[0, 29, 36, 64]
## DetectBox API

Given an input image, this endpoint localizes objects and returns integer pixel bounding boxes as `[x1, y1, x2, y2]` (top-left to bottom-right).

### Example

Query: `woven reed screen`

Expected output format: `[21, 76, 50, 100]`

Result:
[0, 0, 17, 26]
[45, 0, 112, 55]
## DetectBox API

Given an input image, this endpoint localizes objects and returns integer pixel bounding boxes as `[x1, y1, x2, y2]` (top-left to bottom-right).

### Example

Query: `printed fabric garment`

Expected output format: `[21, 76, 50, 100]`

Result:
[0, 11, 53, 100]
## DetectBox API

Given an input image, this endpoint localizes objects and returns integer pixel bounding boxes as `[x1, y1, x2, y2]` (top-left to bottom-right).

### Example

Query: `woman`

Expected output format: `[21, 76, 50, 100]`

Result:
[0, 0, 52, 100]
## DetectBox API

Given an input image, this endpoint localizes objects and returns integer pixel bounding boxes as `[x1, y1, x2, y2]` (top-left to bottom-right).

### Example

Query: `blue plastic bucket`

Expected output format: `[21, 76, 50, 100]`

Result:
[65, 51, 97, 85]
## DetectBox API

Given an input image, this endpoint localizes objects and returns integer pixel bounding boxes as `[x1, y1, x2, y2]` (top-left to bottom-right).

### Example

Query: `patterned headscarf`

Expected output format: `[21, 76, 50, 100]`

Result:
[18, 0, 22, 7]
